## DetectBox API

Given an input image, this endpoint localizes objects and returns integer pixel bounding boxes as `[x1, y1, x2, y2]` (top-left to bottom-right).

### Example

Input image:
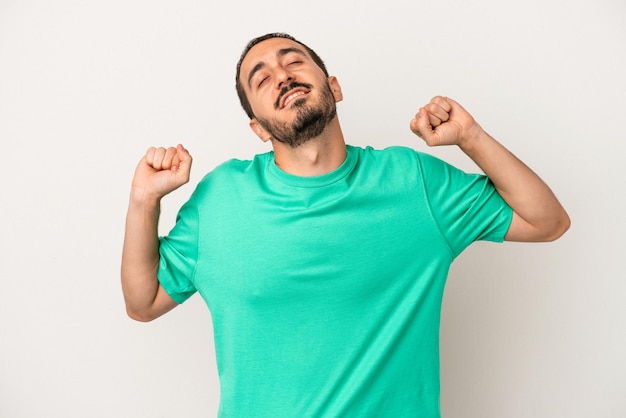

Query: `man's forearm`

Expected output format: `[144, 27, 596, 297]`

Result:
[121, 189, 163, 319]
[458, 128, 570, 241]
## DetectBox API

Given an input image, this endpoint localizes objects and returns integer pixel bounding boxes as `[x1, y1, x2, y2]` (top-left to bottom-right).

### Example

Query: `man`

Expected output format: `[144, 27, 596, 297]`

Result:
[121, 33, 570, 417]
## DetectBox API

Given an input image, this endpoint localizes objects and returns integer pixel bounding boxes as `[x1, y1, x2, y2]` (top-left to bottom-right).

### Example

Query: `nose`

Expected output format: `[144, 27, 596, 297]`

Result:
[275, 66, 294, 89]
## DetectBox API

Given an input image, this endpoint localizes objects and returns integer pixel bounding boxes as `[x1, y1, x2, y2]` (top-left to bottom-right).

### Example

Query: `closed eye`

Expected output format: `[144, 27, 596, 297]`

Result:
[258, 76, 269, 87]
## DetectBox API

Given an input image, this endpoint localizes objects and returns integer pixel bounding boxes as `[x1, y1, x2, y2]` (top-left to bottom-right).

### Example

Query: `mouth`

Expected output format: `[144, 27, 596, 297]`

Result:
[278, 86, 310, 109]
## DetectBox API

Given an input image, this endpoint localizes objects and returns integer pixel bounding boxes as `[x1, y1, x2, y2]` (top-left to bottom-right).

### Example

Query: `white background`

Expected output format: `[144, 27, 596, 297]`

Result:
[1, 0, 624, 417]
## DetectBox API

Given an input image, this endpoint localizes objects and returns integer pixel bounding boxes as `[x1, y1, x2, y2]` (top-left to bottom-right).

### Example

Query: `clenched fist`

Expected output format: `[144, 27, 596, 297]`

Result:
[131, 144, 192, 200]
[410, 96, 484, 148]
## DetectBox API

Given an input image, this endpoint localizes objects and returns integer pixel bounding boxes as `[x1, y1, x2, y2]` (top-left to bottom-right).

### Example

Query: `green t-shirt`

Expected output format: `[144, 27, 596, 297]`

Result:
[158, 145, 513, 417]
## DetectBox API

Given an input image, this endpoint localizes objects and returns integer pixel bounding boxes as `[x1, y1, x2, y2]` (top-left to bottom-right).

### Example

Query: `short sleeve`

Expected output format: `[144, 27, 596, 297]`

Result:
[416, 152, 513, 258]
[157, 193, 200, 304]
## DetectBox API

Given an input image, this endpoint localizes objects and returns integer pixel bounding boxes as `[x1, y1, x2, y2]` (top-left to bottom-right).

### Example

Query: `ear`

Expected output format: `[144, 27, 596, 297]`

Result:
[249, 118, 272, 143]
[328, 76, 343, 103]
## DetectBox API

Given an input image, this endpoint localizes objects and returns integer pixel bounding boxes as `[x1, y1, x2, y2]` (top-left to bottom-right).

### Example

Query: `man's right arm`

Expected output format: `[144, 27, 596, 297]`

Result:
[121, 145, 192, 322]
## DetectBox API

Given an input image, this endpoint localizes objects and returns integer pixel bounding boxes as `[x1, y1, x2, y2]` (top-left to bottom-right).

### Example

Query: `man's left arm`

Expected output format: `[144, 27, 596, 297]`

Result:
[410, 96, 570, 242]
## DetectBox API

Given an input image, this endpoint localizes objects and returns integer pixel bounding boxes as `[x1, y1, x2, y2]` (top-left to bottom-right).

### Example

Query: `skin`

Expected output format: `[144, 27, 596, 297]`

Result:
[121, 37, 570, 321]
[121, 144, 190, 320]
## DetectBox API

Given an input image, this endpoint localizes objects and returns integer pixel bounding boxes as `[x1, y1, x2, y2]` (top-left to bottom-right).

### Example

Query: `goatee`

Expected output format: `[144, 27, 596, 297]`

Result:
[256, 81, 337, 148]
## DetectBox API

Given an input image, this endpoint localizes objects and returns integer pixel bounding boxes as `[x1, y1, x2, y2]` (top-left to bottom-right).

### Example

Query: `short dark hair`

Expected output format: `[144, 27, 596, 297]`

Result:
[235, 33, 329, 119]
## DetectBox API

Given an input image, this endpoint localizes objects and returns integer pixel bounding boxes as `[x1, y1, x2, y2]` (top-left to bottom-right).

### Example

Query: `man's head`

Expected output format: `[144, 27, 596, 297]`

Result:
[235, 33, 342, 148]
[236, 33, 329, 120]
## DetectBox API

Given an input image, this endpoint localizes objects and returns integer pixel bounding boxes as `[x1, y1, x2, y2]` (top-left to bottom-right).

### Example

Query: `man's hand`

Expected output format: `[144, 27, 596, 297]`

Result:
[132, 144, 193, 201]
[410, 96, 483, 148]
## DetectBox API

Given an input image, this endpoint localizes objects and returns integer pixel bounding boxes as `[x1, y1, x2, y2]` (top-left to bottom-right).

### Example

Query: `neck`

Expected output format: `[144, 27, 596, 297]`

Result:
[271, 118, 346, 177]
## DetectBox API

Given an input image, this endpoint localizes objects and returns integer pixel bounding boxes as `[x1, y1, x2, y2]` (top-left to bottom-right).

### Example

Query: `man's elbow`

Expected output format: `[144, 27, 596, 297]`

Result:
[124, 289, 177, 322]
[506, 210, 571, 242]
[125, 305, 160, 322]
[543, 211, 571, 242]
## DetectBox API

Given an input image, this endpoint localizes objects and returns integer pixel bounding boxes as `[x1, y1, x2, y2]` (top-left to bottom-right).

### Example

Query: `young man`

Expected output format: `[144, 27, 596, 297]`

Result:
[121, 33, 569, 417]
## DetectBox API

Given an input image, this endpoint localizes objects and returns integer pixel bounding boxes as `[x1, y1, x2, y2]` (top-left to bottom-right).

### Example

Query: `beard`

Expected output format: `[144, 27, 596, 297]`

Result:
[255, 81, 337, 148]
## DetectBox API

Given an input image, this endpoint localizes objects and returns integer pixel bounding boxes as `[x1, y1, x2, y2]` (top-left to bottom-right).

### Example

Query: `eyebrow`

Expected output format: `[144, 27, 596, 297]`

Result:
[246, 47, 307, 89]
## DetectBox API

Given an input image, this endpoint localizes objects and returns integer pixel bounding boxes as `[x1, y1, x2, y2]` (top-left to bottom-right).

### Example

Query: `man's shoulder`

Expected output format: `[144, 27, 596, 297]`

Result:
[352, 144, 426, 168]
[359, 145, 452, 171]
[198, 152, 272, 181]
[354, 144, 433, 159]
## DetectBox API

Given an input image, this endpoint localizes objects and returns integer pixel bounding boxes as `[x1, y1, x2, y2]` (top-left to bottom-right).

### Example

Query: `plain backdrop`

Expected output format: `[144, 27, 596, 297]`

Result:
[1, 0, 624, 417]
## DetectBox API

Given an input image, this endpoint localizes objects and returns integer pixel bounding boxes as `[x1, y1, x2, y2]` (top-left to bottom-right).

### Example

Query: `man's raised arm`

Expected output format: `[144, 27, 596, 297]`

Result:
[410, 96, 570, 242]
[121, 144, 192, 321]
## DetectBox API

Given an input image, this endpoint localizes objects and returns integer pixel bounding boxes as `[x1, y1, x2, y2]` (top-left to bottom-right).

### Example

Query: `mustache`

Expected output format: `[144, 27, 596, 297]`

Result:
[274, 82, 313, 109]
